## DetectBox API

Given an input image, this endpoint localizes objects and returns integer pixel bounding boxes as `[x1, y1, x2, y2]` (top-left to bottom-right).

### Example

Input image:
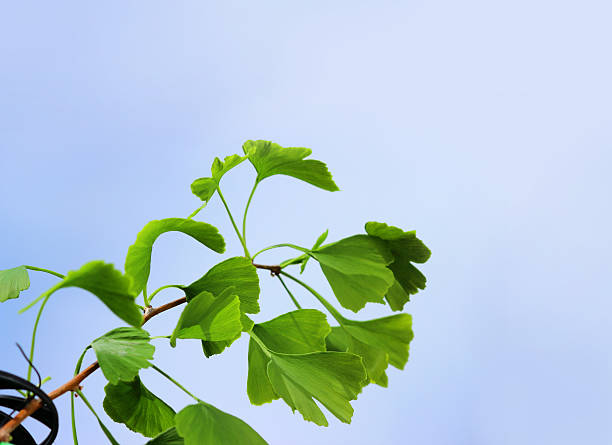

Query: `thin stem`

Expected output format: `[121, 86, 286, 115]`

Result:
[71, 391, 78, 445]
[241, 181, 258, 251]
[151, 364, 203, 404]
[187, 203, 207, 219]
[277, 275, 302, 309]
[25, 266, 65, 279]
[251, 243, 311, 261]
[75, 389, 120, 445]
[71, 346, 90, 445]
[280, 271, 346, 324]
[143, 284, 149, 307]
[27, 294, 51, 382]
[217, 186, 250, 257]
[148, 284, 184, 303]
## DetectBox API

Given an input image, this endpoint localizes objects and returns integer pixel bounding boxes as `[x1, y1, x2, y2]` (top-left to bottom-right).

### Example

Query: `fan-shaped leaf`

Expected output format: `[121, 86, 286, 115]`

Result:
[170, 289, 242, 347]
[310, 235, 395, 312]
[365, 221, 431, 310]
[266, 350, 367, 426]
[125, 218, 225, 296]
[242, 140, 339, 191]
[175, 403, 267, 445]
[184, 257, 260, 313]
[326, 327, 389, 387]
[29, 261, 141, 326]
[191, 154, 247, 202]
[326, 313, 413, 387]
[0, 266, 30, 302]
[92, 327, 155, 384]
[247, 310, 330, 405]
[103, 376, 175, 438]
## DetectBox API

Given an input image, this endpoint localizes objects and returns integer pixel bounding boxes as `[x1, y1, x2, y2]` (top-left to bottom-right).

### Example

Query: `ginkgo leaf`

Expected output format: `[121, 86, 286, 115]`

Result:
[125, 218, 225, 296]
[242, 140, 339, 191]
[0, 266, 30, 302]
[170, 289, 242, 347]
[341, 313, 414, 370]
[326, 327, 389, 387]
[27, 261, 141, 326]
[247, 310, 330, 405]
[253, 309, 330, 353]
[365, 221, 431, 310]
[184, 257, 260, 313]
[92, 327, 155, 384]
[175, 402, 267, 445]
[266, 350, 367, 426]
[310, 235, 395, 312]
[191, 154, 247, 202]
[145, 427, 184, 445]
[103, 376, 175, 438]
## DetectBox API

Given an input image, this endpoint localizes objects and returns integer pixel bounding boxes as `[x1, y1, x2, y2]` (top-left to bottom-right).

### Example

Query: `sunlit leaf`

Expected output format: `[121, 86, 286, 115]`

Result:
[266, 350, 367, 426]
[0, 266, 29, 302]
[242, 140, 339, 191]
[310, 235, 395, 312]
[92, 327, 155, 384]
[248, 310, 367, 426]
[103, 376, 175, 438]
[327, 313, 413, 387]
[184, 257, 260, 313]
[365, 221, 431, 310]
[32, 261, 141, 326]
[175, 402, 267, 445]
[247, 310, 330, 405]
[326, 327, 388, 387]
[191, 154, 247, 203]
[145, 427, 184, 445]
[342, 313, 413, 370]
[125, 218, 225, 296]
[170, 289, 242, 347]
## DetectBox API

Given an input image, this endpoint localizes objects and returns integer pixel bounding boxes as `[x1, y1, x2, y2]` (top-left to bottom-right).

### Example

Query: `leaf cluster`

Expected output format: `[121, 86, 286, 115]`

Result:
[0, 140, 431, 444]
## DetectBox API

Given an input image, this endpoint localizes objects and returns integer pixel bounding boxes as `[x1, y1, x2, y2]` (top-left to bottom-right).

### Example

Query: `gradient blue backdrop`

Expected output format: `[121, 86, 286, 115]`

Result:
[1, 1, 610, 444]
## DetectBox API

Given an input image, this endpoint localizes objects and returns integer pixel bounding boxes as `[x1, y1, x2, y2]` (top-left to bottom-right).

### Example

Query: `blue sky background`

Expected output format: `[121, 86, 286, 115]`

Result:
[1, 1, 610, 444]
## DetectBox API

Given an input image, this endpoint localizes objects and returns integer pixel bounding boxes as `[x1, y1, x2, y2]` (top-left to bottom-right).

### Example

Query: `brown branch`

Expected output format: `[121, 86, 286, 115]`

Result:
[0, 296, 187, 442]
[252, 262, 282, 276]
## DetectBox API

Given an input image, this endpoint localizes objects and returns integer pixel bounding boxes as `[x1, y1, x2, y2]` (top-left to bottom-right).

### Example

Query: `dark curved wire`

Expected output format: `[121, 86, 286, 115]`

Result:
[0, 370, 59, 445]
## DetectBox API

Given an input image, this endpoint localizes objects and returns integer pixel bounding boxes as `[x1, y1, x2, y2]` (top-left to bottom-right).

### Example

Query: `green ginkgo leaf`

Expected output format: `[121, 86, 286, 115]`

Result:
[145, 427, 184, 445]
[365, 221, 431, 311]
[326, 313, 413, 387]
[191, 154, 247, 202]
[266, 350, 367, 426]
[310, 235, 395, 312]
[24, 261, 141, 326]
[342, 313, 414, 370]
[247, 310, 330, 405]
[170, 289, 242, 347]
[184, 257, 260, 313]
[242, 140, 339, 191]
[125, 218, 225, 296]
[248, 314, 367, 426]
[0, 266, 30, 302]
[175, 403, 267, 445]
[326, 327, 389, 387]
[92, 327, 155, 384]
[103, 376, 175, 438]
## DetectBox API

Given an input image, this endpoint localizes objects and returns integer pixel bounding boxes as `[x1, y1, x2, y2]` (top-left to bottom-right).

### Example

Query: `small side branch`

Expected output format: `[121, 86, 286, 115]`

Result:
[0, 296, 188, 442]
